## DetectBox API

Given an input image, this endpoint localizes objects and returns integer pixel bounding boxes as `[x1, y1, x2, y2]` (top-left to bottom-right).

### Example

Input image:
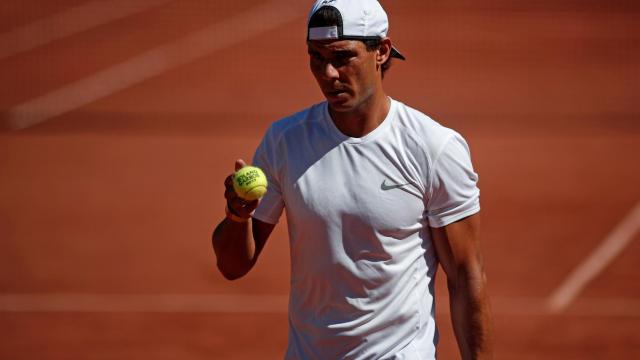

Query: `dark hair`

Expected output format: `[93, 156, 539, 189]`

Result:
[308, 6, 392, 78]
[308, 6, 343, 29]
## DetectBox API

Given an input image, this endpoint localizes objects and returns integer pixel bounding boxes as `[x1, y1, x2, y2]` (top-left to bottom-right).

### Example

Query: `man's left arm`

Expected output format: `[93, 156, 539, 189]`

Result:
[431, 213, 493, 359]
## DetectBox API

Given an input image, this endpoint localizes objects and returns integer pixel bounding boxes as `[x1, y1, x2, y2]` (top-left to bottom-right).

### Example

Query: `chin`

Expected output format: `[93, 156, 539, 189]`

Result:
[326, 96, 356, 112]
[328, 102, 351, 112]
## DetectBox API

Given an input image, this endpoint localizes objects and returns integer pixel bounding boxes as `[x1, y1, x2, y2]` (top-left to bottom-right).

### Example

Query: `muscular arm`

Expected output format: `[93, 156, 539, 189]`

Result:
[431, 213, 493, 359]
[212, 217, 275, 280]
[211, 159, 276, 280]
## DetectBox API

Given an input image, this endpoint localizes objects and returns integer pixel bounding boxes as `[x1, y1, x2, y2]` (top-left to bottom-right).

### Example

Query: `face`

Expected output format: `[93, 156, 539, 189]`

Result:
[307, 39, 380, 112]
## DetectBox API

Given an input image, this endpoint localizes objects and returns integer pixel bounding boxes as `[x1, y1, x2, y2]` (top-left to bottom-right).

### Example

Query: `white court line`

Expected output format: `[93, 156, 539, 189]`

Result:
[569, 298, 640, 317]
[0, 0, 172, 60]
[547, 201, 640, 313]
[3, 0, 304, 130]
[0, 294, 289, 313]
[1, 294, 639, 317]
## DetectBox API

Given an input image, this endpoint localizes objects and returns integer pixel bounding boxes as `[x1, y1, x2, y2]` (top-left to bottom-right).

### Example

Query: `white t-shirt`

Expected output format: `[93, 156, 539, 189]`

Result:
[252, 99, 480, 359]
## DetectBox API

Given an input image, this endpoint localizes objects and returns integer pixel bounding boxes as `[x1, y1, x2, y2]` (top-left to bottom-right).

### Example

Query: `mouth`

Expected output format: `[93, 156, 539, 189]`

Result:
[325, 89, 348, 98]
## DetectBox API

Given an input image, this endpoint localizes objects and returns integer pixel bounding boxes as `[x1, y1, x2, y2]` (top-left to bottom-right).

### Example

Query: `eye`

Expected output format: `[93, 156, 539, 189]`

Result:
[333, 51, 355, 66]
[337, 52, 351, 61]
[308, 50, 322, 61]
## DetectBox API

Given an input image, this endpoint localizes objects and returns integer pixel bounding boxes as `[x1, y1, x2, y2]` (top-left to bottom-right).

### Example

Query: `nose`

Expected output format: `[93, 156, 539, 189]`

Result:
[322, 61, 339, 80]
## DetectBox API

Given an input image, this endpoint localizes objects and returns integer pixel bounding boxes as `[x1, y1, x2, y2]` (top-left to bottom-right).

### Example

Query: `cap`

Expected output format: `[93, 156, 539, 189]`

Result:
[307, 0, 405, 60]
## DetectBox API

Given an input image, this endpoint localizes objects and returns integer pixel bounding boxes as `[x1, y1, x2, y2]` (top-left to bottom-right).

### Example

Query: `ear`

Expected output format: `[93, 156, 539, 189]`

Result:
[376, 38, 393, 66]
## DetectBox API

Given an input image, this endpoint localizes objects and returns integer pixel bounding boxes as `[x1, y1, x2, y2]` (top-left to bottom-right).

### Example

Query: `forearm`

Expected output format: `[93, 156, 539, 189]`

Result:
[211, 218, 257, 280]
[448, 269, 493, 359]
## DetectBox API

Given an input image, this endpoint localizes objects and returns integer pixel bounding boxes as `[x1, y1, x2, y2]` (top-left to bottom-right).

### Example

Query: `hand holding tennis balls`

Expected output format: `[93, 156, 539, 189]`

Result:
[233, 165, 268, 200]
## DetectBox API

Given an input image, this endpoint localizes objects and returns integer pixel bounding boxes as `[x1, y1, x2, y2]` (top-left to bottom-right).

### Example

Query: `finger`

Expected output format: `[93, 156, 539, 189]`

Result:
[228, 196, 258, 215]
[233, 199, 259, 217]
[243, 199, 260, 214]
[224, 187, 236, 202]
[224, 174, 234, 188]
[229, 197, 248, 215]
[224, 174, 236, 202]
[235, 158, 246, 172]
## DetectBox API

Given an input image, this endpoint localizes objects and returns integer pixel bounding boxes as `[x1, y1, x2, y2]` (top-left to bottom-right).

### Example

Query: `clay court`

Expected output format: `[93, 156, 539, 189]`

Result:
[1, 0, 639, 358]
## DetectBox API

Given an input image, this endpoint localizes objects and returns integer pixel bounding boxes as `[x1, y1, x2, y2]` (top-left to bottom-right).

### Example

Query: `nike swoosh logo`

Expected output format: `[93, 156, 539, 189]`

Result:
[381, 179, 411, 191]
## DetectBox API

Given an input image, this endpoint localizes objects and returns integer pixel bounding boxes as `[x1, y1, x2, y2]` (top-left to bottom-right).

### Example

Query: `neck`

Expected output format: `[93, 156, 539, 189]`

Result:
[329, 89, 391, 138]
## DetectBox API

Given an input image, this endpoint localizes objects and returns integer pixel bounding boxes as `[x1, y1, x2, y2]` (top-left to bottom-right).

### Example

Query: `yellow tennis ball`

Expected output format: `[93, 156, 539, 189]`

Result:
[233, 166, 268, 200]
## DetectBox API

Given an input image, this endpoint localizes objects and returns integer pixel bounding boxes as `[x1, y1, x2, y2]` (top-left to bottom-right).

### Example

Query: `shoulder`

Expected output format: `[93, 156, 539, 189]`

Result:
[253, 102, 326, 176]
[262, 101, 326, 146]
[391, 99, 464, 162]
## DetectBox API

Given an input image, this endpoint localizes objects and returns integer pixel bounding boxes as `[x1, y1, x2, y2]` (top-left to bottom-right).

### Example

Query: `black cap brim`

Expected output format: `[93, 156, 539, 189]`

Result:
[391, 47, 405, 60]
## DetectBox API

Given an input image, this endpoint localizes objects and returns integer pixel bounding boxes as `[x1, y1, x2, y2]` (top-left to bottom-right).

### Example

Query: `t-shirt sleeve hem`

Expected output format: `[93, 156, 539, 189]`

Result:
[428, 204, 480, 228]
[252, 212, 280, 225]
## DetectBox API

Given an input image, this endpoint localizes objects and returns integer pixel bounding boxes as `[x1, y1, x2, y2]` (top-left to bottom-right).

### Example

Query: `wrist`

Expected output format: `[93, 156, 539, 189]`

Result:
[225, 205, 250, 223]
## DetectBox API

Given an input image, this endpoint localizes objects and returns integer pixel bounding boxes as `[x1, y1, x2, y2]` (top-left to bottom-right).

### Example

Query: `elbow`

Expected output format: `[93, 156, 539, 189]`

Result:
[217, 263, 249, 281]
[221, 271, 244, 281]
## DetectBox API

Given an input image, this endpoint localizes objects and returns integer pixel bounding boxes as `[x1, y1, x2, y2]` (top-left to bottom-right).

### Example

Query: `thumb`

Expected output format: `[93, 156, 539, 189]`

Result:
[235, 158, 247, 172]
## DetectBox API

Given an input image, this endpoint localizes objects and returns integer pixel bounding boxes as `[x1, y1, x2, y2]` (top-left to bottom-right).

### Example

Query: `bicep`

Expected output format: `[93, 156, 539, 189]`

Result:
[431, 213, 483, 283]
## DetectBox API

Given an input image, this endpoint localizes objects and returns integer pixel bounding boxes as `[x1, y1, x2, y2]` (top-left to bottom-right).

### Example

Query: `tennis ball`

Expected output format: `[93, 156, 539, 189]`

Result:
[233, 166, 268, 200]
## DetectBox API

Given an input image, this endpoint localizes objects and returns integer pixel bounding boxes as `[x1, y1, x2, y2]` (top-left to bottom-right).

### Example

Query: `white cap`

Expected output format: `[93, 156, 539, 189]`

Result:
[307, 0, 405, 60]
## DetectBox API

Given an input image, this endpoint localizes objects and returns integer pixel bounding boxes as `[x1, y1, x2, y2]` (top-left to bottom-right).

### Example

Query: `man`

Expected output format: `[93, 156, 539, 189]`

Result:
[212, 0, 493, 358]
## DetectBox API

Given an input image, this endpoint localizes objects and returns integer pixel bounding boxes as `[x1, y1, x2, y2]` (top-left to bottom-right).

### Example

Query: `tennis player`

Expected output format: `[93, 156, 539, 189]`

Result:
[212, 0, 493, 358]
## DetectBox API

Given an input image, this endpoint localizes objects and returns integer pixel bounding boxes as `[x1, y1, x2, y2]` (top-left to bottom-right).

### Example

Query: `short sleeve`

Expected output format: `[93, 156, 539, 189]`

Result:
[252, 127, 285, 224]
[426, 133, 480, 228]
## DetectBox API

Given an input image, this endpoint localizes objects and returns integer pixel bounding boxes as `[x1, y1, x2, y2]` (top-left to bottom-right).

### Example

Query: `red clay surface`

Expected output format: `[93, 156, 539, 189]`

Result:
[1, 0, 639, 359]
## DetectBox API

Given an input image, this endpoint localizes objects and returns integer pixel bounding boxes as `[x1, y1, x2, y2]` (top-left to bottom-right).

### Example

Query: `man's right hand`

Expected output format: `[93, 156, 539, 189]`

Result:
[224, 159, 260, 220]
[213, 159, 276, 280]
